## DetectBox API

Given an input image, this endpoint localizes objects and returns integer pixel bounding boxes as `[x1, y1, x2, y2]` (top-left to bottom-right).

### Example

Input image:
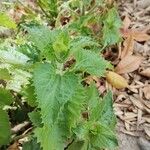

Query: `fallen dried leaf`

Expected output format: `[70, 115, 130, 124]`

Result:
[139, 68, 150, 78]
[121, 35, 134, 58]
[133, 31, 150, 42]
[7, 142, 19, 150]
[115, 55, 142, 74]
[106, 71, 128, 89]
[121, 30, 150, 42]
[143, 85, 150, 100]
[123, 15, 131, 30]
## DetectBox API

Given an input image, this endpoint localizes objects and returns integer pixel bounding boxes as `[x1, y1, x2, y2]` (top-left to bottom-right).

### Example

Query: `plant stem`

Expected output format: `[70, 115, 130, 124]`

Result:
[37, 0, 51, 19]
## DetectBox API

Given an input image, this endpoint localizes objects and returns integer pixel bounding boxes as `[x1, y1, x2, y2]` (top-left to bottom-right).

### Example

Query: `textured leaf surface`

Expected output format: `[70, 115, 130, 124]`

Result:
[0, 13, 16, 29]
[34, 125, 64, 150]
[73, 90, 117, 149]
[6, 69, 31, 92]
[90, 123, 118, 149]
[70, 36, 99, 52]
[0, 88, 13, 107]
[87, 86, 116, 128]
[34, 63, 85, 150]
[0, 109, 11, 146]
[22, 138, 41, 150]
[74, 49, 112, 76]
[102, 8, 121, 46]
[98, 91, 117, 128]
[0, 47, 29, 66]
[22, 83, 37, 107]
[28, 111, 42, 127]
[0, 68, 11, 80]
[27, 26, 52, 52]
[27, 26, 70, 61]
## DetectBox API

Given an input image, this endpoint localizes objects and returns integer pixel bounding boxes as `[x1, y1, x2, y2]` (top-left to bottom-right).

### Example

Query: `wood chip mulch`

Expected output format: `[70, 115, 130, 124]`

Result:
[114, 0, 150, 140]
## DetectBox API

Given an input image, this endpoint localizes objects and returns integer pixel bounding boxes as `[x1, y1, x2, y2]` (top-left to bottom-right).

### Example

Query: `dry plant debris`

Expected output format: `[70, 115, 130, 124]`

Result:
[113, 0, 150, 140]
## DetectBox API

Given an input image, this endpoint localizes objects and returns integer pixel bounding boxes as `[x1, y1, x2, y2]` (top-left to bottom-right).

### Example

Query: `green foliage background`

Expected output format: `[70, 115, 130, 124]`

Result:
[0, 0, 121, 149]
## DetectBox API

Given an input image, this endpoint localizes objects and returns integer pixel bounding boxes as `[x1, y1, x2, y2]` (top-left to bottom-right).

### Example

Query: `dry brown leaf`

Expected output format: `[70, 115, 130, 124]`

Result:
[133, 31, 150, 42]
[139, 68, 150, 78]
[123, 15, 131, 30]
[121, 35, 134, 58]
[7, 142, 19, 150]
[143, 85, 150, 100]
[106, 71, 128, 89]
[121, 29, 150, 42]
[115, 55, 142, 74]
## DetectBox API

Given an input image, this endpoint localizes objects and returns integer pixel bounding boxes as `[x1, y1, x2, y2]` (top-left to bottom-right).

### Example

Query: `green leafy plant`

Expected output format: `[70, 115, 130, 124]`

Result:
[0, 0, 122, 149]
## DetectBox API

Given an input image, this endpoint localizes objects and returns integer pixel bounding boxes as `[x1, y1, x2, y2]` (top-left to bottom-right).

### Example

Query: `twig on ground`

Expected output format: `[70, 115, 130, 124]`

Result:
[11, 121, 30, 134]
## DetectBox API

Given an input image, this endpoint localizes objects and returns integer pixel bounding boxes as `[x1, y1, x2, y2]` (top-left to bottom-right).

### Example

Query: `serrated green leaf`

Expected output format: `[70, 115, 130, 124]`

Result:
[73, 88, 117, 149]
[0, 47, 30, 66]
[53, 30, 69, 52]
[70, 36, 99, 52]
[67, 141, 86, 150]
[87, 87, 116, 129]
[22, 137, 41, 150]
[35, 125, 64, 150]
[18, 44, 40, 63]
[73, 49, 112, 76]
[34, 63, 85, 149]
[102, 8, 122, 46]
[86, 84, 102, 121]
[98, 91, 117, 129]
[86, 84, 99, 108]
[52, 30, 70, 61]
[6, 69, 31, 92]
[89, 123, 118, 149]
[22, 83, 37, 107]
[28, 111, 42, 127]
[27, 26, 68, 61]
[74, 121, 117, 149]
[38, 0, 58, 17]
[26, 26, 52, 52]
[0, 109, 11, 146]
[0, 12, 16, 29]
[0, 68, 11, 80]
[0, 88, 13, 107]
